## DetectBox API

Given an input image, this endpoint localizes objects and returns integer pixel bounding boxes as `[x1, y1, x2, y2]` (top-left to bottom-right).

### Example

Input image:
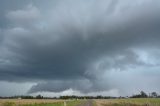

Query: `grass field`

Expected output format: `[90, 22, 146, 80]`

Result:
[66, 100, 84, 106]
[1, 98, 160, 106]
[95, 98, 160, 106]
[0, 99, 83, 106]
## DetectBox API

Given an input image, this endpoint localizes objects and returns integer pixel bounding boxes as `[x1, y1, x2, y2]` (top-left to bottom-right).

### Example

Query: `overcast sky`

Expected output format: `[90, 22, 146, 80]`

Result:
[0, 0, 160, 97]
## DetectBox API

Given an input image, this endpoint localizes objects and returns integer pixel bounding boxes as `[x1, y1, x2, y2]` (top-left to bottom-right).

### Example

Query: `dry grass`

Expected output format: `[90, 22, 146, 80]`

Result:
[0, 99, 84, 106]
[0, 99, 64, 106]
[95, 98, 160, 106]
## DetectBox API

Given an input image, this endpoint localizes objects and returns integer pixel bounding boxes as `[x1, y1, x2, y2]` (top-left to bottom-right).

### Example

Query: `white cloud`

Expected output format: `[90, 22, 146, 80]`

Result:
[31, 88, 120, 97]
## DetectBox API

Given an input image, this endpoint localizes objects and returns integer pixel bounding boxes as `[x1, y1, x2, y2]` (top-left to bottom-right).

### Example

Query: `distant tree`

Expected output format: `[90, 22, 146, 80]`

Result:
[131, 91, 148, 98]
[151, 92, 158, 98]
[96, 95, 103, 99]
[140, 91, 148, 98]
[36, 95, 43, 99]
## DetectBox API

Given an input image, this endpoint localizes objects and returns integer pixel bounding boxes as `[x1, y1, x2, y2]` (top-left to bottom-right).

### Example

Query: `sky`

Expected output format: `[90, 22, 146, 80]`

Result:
[0, 0, 160, 97]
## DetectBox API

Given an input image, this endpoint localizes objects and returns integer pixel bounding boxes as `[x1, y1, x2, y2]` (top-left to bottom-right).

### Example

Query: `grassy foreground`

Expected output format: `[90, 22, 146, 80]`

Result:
[0, 99, 83, 106]
[95, 98, 160, 106]
[66, 100, 84, 106]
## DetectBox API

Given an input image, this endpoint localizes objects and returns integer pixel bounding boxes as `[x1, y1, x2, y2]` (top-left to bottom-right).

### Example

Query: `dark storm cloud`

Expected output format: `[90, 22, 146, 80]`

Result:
[0, 0, 160, 94]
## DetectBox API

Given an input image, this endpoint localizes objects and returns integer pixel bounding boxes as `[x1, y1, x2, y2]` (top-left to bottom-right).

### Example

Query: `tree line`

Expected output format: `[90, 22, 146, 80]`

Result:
[130, 91, 159, 98]
[0, 91, 159, 99]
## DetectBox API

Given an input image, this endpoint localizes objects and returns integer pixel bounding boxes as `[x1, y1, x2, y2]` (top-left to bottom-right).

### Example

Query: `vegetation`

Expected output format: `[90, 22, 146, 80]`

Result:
[92, 100, 97, 106]
[131, 91, 160, 98]
[66, 100, 84, 106]
[2, 102, 63, 106]
[22, 102, 63, 106]
[96, 98, 160, 106]
[0, 99, 84, 106]
[1, 91, 160, 100]
[2, 102, 15, 106]
[1, 91, 160, 106]
[0, 99, 64, 106]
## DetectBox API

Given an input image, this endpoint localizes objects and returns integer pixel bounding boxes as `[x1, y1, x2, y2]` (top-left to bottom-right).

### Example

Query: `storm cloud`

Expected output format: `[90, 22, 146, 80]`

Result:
[0, 0, 160, 96]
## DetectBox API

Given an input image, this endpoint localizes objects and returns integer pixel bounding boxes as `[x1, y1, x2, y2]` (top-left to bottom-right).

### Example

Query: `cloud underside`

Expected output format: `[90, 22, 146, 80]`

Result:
[0, 0, 160, 95]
